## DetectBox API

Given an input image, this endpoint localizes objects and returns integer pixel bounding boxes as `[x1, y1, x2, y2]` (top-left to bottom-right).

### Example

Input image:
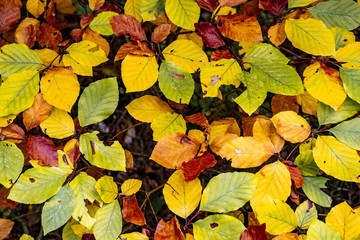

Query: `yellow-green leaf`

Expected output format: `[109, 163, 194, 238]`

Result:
[0, 71, 39, 117]
[62, 219, 81, 240]
[163, 170, 202, 218]
[271, 111, 311, 143]
[340, 67, 360, 104]
[95, 176, 118, 203]
[288, 0, 317, 8]
[294, 150, 320, 176]
[121, 55, 159, 92]
[121, 179, 142, 196]
[307, 219, 342, 240]
[285, 18, 335, 56]
[40, 108, 75, 139]
[162, 39, 208, 73]
[199, 172, 257, 212]
[93, 200, 122, 240]
[326, 201, 360, 240]
[62, 54, 93, 76]
[256, 200, 298, 235]
[335, 42, 360, 69]
[151, 113, 186, 141]
[40, 68, 80, 112]
[313, 135, 360, 182]
[0, 141, 24, 188]
[302, 176, 332, 207]
[125, 0, 142, 21]
[19, 234, 34, 240]
[200, 58, 242, 98]
[80, 131, 126, 171]
[331, 27, 356, 50]
[89, 11, 118, 35]
[0, 44, 43, 77]
[329, 118, 360, 150]
[245, 43, 289, 64]
[140, 0, 165, 21]
[165, 0, 200, 30]
[66, 41, 108, 67]
[295, 200, 318, 229]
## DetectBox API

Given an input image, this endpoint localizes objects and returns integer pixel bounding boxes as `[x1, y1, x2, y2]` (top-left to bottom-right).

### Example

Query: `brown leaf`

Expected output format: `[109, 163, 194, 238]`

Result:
[241, 115, 269, 136]
[150, 133, 200, 169]
[89, 0, 104, 11]
[64, 139, 80, 164]
[196, 0, 218, 12]
[271, 95, 299, 115]
[167, 100, 187, 110]
[54, 0, 78, 14]
[36, 22, 62, 50]
[23, 93, 53, 131]
[182, 151, 217, 182]
[114, 41, 154, 61]
[241, 0, 262, 17]
[109, 14, 147, 41]
[14, 18, 39, 48]
[122, 195, 146, 226]
[268, 22, 286, 46]
[97, 3, 121, 13]
[26, 135, 58, 167]
[185, 113, 209, 129]
[0, 187, 18, 209]
[240, 224, 267, 240]
[154, 216, 185, 240]
[152, 24, 172, 43]
[289, 182, 300, 205]
[125, 149, 134, 168]
[219, 0, 247, 7]
[283, 161, 303, 188]
[80, 14, 95, 29]
[85, 166, 103, 180]
[83, 28, 110, 56]
[210, 50, 234, 61]
[0, 0, 22, 33]
[0, 219, 14, 240]
[70, 28, 84, 42]
[217, 14, 263, 42]
[259, 0, 287, 15]
[44, 0, 56, 25]
[0, 124, 26, 144]
[195, 22, 225, 48]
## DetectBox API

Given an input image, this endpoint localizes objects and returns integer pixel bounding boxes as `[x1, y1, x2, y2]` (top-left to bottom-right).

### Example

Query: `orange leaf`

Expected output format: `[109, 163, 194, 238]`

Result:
[0, 0, 22, 33]
[268, 22, 286, 46]
[23, 93, 53, 131]
[209, 118, 241, 145]
[36, 22, 62, 51]
[0, 219, 14, 240]
[240, 224, 267, 240]
[253, 117, 285, 154]
[210, 133, 238, 155]
[150, 133, 200, 169]
[70, 28, 84, 42]
[122, 195, 146, 226]
[241, 115, 269, 137]
[271, 95, 299, 115]
[0, 124, 26, 144]
[109, 14, 147, 41]
[0, 187, 18, 209]
[154, 216, 185, 240]
[89, 0, 104, 11]
[14, 18, 39, 48]
[210, 50, 234, 61]
[219, 0, 247, 7]
[181, 151, 217, 182]
[241, 0, 262, 17]
[283, 161, 303, 188]
[80, 14, 95, 29]
[273, 232, 299, 240]
[184, 113, 209, 129]
[152, 24, 172, 43]
[83, 28, 110, 56]
[289, 183, 300, 205]
[64, 139, 80, 165]
[114, 41, 154, 61]
[26, 135, 58, 167]
[196, 0, 218, 12]
[195, 22, 225, 48]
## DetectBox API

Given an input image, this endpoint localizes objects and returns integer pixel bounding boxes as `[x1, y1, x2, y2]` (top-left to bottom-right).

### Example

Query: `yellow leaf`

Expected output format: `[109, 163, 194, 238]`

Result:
[163, 170, 202, 218]
[83, 28, 110, 56]
[307, 219, 342, 240]
[126, 95, 173, 123]
[209, 118, 240, 145]
[273, 233, 299, 240]
[285, 18, 335, 56]
[62, 54, 93, 76]
[121, 179, 142, 196]
[40, 107, 74, 139]
[151, 113, 187, 141]
[95, 176, 118, 203]
[250, 161, 291, 211]
[121, 55, 159, 92]
[200, 59, 242, 98]
[238, 41, 262, 55]
[40, 67, 80, 112]
[313, 135, 360, 182]
[256, 200, 298, 235]
[288, 0, 317, 8]
[296, 91, 318, 116]
[335, 42, 360, 69]
[34, 49, 63, 69]
[303, 62, 346, 110]
[0, 114, 16, 127]
[19, 234, 34, 240]
[125, 0, 142, 22]
[271, 111, 311, 143]
[253, 117, 285, 154]
[177, 30, 203, 48]
[210, 133, 238, 156]
[162, 39, 208, 73]
[120, 232, 149, 240]
[165, 0, 200, 31]
[26, 0, 46, 18]
[89, 0, 104, 11]
[66, 40, 108, 67]
[325, 201, 360, 240]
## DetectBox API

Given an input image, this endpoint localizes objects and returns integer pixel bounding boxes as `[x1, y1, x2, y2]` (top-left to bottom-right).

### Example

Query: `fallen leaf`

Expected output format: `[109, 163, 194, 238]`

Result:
[0, 0, 22, 33]
[80, 14, 95, 29]
[268, 22, 287, 46]
[219, 0, 247, 7]
[184, 113, 209, 129]
[89, 0, 104, 11]
[259, 0, 288, 15]
[0, 123, 26, 144]
[36, 22, 62, 51]
[182, 151, 217, 182]
[195, 22, 225, 48]
[240, 224, 267, 240]
[114, 41, 154, 61]
[210, 50, 234, 61]
[83, 28, 110, 56]
[23, 93, 53, 131]
[70, 28, 84, 42]
[196, 0, 218, 12]
[271, 94, 299, 114]
[154, 217, 185, 240]
[152, 24, 172, 43]
[110, 14, 147, 41]
[122, 195, 146, 226]
[0, 187, 18, 209]
[26, 135, 58, 167]
[64, 139, 80, 164]
[0, 219, 14, 240]
[283, 161, 303, 188]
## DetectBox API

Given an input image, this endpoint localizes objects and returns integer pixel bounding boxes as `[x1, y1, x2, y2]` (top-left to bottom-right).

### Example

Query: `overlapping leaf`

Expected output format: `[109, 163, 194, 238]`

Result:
[165, 0, 200, 31]
[0, 141, 24, 188]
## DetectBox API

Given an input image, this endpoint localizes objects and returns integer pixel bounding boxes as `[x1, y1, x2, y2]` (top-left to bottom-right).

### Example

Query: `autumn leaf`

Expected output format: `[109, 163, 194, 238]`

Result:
[154, 217, 185, 240]
[122, 195, 146, 225]
[26, 135, 58, 167]
[181, 151, 216, 182]
[109, 14, 146, 41]
[23, 93, 52, 131]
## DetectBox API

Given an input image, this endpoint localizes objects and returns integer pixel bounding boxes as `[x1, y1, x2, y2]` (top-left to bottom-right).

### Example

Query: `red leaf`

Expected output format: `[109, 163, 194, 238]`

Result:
[211, 50, 234, 61]
[185, 113, 209, 129]
[182, 151, 217, 182]
[219, 0, 247, 7]
[64, 139, 80, 164]
[80, 14, 95, 29]
[36, 22, 62, 51]
[259, 0, 288, 15]
[44, 0, 56, 25]
[0, 187, 18, 209]
[109, 14, 147, 41]
[122, 195, 146, 226]
[26, 135, 58, 167]
[283, 161, 303, 188]
[152, 24, 172, 43]
[114, 41, 154, 61]
[70, 28, 84, 42]
[154, 216, 185, 240]
[97, 3, 121, 13]
[195, 22, 225, 48]
[289, 181, 300, 205]
[240, 224, 267, 240]
[196, 0, 218, 12]
[0, 0, 22, 33]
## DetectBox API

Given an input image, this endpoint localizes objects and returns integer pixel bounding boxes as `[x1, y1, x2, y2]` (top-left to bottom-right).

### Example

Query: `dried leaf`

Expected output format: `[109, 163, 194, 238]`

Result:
[210, 50, 234, 61]
[184, 113, 209, 129]
[26, 135, 58, 167]
[0, 123, 26, 144]
[89, 0, 104, 11]
[259, 0, 288, 15]
[110, 14, 147, 41]
[0, 0, 22, 33]
[195, 22, 225, 48]
[181, 152, 217, 182]
[283, 161, 304, 188]
[23, 93, 53, 131]
[152, 24, 171, 43]
[240, 224, 267, 240]
[219, 0, 247, 7]
[64, 139, 80, 164]
[81, 14, 95, 29]
[114, 41, 154, 61]
[196, 0, 218, 12]
[83, 28, 110, 56]
[154, 217, 185, 240]
[0, 187, 18, 209]
[268, 22, 287, 46]
[122, 195, 146, 226]
[0, 219, 14, 240]
[36, 22, 62, 51]
[26, 0, 46, 18]
[70, 28, 84, 42]
[271, 95, 299, 114]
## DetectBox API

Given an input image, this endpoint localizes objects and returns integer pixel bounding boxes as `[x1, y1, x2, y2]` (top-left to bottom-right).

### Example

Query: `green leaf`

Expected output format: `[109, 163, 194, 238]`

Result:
[339, 67, 360, 104]
[95, 176, 118, 203]
[245, 43, 289, 64]
[329, 118, 360, 150]
[0, 44, 43, 77]
[165, 0, 200, 31]
[309, 0, 360, 30]
[42, 184, 75, 235]
[80, 131, 126, 171]
[62, 219, 81, 240]
[150, 113, 187, 141]
[0, 71, 39, 117]
[295, 200, 318, 229]
[302, 176, 332, 207]
[199, 172, 258, 212]
[8, 165, 69, 204]
[288, 0, 317, 8]
[93, 200, 122, 240]
[294, 150, 320, 176]
[69, 172, 103, 229]
[140, 0, 165, 21]
[193, 214, 245, 240]
[158, 61, 194, 104]
[89, 11, 118, 35]
[78, 77, 119, 127]
[0, 141, 24, 188]
[331, 27, 355, 50]
[317, 97, 360, 125]
[307, 219, 342, 240]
